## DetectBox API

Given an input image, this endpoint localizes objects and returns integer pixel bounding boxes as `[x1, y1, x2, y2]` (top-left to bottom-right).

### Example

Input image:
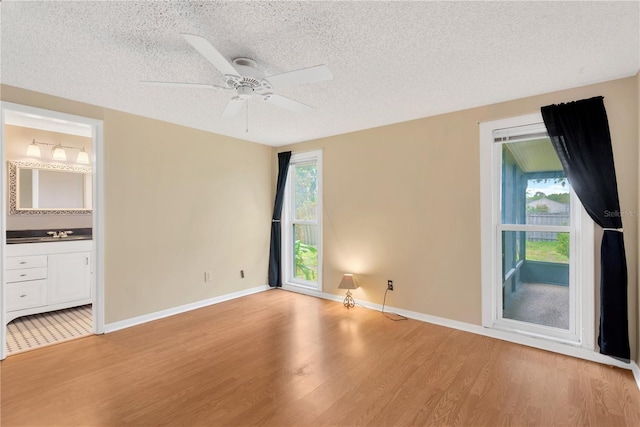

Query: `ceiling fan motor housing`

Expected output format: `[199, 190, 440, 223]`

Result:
[225, 57, 274, 97]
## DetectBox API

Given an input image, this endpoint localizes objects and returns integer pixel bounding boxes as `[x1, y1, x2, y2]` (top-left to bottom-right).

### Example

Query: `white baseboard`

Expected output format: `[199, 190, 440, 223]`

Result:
[104, 285, 269, 333]
[282, 287, 640, 379]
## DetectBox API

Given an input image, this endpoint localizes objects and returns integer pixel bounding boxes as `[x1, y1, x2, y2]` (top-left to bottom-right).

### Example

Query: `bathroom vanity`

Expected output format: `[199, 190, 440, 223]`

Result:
[4, 158, 94, 325]
[5, 236, 92, 324]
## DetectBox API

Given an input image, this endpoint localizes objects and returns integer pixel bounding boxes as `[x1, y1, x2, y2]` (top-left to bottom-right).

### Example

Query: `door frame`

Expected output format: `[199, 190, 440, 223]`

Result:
[479, 112, 595, 349]
[0, 102, 105, 360]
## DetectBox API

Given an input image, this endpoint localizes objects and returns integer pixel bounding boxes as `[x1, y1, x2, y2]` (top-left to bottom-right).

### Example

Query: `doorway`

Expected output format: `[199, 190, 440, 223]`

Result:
[0, 102, 104, 359]
[480, 113, 594, 347]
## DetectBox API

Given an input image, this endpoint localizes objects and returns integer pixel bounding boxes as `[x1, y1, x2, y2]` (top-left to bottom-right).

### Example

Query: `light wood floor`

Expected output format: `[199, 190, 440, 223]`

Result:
[2, 289, 639, 426]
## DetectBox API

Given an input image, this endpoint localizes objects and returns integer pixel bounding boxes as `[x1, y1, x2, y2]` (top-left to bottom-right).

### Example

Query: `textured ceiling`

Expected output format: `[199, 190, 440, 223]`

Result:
[1, 1, 638, 147]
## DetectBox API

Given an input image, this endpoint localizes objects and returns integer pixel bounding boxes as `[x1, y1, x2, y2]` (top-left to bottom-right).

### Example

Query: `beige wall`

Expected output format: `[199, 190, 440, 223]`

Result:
[102, 109, 272, 322]
[2, 85, 273, 324]
[276, 76, 639, 360]
[4, 124, 93, 230]
[637, 70, 640, 367]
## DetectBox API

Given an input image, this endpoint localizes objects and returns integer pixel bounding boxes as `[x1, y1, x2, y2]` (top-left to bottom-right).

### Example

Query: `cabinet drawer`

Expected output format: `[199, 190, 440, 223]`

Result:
[6, 280, 47, 312]
[6, 255, 47, 270]
[6, 267, 47, 283]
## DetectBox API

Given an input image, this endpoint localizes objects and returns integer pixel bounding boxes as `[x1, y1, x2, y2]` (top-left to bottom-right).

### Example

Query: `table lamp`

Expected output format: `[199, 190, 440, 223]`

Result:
[338, 273, 358, 308]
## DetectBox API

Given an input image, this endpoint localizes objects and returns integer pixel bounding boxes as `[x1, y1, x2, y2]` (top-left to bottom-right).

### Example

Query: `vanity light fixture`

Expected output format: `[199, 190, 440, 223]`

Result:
[76, 147, 90, 164]
[26, 140, 42, 158]
[26, 139, 90, 164]
[51, 144, 67, 161]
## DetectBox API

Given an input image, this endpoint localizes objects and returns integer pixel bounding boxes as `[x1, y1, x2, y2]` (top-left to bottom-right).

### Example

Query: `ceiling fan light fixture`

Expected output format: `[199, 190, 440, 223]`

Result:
[236, 86, 254, 99]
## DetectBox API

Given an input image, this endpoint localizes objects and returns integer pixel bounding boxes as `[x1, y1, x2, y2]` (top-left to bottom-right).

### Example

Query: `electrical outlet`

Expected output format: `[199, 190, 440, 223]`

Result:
[204, 271, 212, 282]
[387, 280, 394, 291]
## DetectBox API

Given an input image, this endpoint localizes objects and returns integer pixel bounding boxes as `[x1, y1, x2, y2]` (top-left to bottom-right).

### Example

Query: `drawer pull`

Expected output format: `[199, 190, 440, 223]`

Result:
[19, 261, 27, 264]
[19, 274, 27, 277]
[20, 294, 27, 298]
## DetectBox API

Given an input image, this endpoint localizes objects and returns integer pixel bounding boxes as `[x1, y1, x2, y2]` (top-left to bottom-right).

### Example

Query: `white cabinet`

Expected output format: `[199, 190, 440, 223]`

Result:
[5, 240, 92, 324]
[48, 252, 91, 304]
[5, 255, 48, 315]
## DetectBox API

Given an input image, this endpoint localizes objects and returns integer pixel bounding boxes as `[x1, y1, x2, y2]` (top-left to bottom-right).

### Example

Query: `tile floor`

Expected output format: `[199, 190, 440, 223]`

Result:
[6, 304, 92, 355]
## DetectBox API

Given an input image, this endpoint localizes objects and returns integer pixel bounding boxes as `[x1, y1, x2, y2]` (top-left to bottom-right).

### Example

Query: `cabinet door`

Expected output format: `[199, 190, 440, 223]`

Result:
[48, 252, 91, 304]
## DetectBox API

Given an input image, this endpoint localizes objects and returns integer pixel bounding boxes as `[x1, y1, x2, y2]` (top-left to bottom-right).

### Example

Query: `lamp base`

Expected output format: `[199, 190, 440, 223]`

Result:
[343, 289, 355, 308]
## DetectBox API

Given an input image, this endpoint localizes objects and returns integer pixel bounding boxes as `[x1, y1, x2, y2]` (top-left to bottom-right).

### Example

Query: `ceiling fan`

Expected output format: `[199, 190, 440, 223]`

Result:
[141, 34, 333, 118]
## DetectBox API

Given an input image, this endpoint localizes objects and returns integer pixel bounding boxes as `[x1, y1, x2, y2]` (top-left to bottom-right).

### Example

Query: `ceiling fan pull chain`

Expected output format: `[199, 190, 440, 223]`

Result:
[246, 101, 249, 133]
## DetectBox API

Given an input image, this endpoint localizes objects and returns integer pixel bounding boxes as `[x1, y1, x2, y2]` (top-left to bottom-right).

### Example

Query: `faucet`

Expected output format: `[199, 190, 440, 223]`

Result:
[47, 231, 74, 238]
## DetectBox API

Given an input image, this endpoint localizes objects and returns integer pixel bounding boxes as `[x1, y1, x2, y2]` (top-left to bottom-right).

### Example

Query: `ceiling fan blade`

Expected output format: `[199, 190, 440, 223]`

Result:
[263, 93, 315, 113]
[140, 81, 228, 90]
[222, 97, 246, 118]
[181, 33, 238, 77]
[263, 65, 333, 90]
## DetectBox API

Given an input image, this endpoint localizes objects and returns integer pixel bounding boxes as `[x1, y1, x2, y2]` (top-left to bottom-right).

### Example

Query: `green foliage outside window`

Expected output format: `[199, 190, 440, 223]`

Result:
[293, 163, 318, 281]
[294, 164, 317, 220]
[526, 236, 570, 264]
[295, 239, 318, 281]
[556, 233, 570, 259]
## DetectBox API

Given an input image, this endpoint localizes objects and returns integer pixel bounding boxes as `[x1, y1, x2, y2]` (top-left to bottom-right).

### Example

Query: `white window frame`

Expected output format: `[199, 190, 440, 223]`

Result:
[480, 113, 594, 348]
[282, 150, 323, 292]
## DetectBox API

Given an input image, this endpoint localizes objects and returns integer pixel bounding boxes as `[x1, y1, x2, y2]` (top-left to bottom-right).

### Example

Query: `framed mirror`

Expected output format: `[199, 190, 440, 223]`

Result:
[8, 161, 92, 215]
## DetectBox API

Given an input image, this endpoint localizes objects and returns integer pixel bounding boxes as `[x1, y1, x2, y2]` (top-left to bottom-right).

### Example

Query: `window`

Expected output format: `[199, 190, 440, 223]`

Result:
[480, 114, 594, 346]
[282, 150, 322, 291]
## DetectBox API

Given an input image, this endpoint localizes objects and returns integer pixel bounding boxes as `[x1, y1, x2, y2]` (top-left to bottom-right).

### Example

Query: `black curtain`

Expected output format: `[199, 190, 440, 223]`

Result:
[268, 151, 292, 287]
[541, 96, 630, 360]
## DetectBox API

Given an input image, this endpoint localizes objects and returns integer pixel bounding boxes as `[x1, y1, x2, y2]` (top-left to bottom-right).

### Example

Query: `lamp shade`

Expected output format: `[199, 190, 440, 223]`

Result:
[338, 274, 358, 290]
[76, 148, 90, 164]
[26, 140, 41, 158]
[52, 145, 67, 161]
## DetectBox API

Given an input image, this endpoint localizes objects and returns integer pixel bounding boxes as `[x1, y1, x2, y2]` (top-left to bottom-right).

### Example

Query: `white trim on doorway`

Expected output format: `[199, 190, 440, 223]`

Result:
[0, 106, 7, 360]
[479, 112, 595, 348]
[0, 102, 105, 359]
